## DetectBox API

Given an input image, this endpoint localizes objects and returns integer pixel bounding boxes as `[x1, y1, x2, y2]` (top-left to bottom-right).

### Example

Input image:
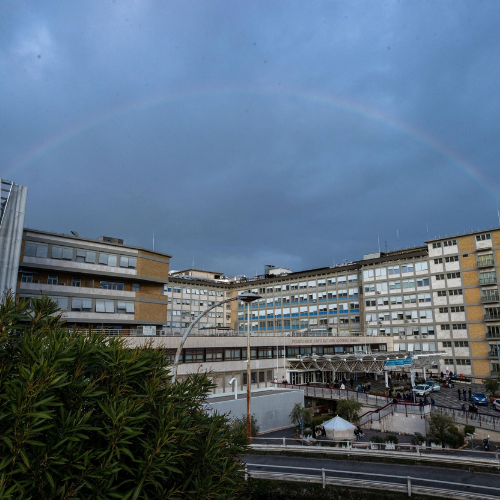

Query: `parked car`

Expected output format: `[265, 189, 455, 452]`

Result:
[423, 381, 441, 392]
[492, 399, 500, 411]
[412, 384, 431, 397]
[472, 392, 488, 406]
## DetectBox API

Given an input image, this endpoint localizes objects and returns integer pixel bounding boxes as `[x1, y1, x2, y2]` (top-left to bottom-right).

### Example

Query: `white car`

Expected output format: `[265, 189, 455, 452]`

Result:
[412, 384, 431, 397]
[493, 399, 500, 411]
[424, 381, 441, 392]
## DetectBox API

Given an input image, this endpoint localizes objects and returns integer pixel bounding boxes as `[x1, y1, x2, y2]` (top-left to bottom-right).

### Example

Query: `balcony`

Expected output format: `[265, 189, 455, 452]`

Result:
[484, 313, 500, 321]
[478, 257, 495, 268]
[481, 293, 500, 303]
[488, 350, 500, 358]
[487, 331, 500, 339]
[479, 277, 497, 284]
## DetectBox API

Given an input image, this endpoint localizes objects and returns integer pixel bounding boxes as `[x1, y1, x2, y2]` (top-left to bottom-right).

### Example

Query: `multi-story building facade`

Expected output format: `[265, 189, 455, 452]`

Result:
[17, 229, 170, 333]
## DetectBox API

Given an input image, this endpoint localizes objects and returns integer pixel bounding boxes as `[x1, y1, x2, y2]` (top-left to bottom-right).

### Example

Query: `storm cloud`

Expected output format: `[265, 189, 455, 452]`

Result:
[2, 1, 500, 276]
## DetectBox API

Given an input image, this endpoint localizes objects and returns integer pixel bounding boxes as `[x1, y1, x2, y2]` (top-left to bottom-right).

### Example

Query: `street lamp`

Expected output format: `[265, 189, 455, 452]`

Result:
[238, 292, 262, 441]
[171, 293, 261, 398]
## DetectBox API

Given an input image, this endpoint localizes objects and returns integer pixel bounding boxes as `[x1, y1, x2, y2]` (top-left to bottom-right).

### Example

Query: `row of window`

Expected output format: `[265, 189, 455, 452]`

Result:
[363, 262, 429, 280]
[21, 274, 141, 292]
[436, 289, 463, 296]
[166, 286, 226, 296]
[19, 295, 135, 314]
[432, 239, 457, 248]
[435, 273, 461, 280]
[444, 358, 471, 365]
[365, 294, 432, 307]
[433, 256, 459, 264]
[440, 324, 467, 330]
[24, 241, 138, 269]
[438, 306, 465, 313]
[256, 276, 359, 294]
[365, 310, 433, 322]
[442, 341, 469, 347]
[392, 342, 437, 351]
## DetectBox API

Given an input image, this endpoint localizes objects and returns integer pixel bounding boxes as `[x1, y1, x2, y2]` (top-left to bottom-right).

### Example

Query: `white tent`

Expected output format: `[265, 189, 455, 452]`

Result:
[322, 415, 356, 440]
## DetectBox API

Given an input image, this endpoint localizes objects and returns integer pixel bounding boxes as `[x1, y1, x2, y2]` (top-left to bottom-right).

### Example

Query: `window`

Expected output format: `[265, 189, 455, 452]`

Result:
[452, 324, 467, 330]
[99, 252, 118, 266]
[375, 268, 386, 277]
[71, 298, 92, 311]
[132, 284, 140, 292]
[71, 277, 81, 287]
[366, 299, 376, 307]
[439, 307, 449, 313]
[117, 301, 134, 313]
[21, 274, 33, 283]
[454, 341, 469, 347]
[476, 233, 491, 241]
[402, 279, 415, 288]
[364, 284, 375, 292]
[49, 296, 68, 310]
[447, 272, 461, 279]
[47, 274, 58, 285]
[450, 306, 465, 312]
[388, 266, 399, 275]
[415, 262, 428, 271]
[24, 241, 48, 258]
[99, 281, 124, 290]
[417, 278, 429, 287]
[440, 324, 450, 330]
[206, 349, 223, 362]
[443, 239, 457, 247]
[442, 341, 452, 347]
[434, 258, 443, 264]
[51, 246, 73, 260]
[445, 256, 459, 263]
[402, 264, 414, 273]
[119, 256, 137, 269]
[435, 274, 445, 281]
[95, 300, 115, 313]
[75, 249, 96, 263]
[389, 281, 401, 289]
[449, 289, 463, 296]
[418, 293, 431, 303]
[437, 291, 446, 296]
[184, 350, 204, 363]
[432, 242, 442, 248]
[363, 270, 374, 279]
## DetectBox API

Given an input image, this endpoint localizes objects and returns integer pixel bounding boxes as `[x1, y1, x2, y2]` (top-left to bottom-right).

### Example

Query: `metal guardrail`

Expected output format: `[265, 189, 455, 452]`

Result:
[433, 404, 500, 431]
[244, 463, 500, 499]
[249, 439, 500, 467]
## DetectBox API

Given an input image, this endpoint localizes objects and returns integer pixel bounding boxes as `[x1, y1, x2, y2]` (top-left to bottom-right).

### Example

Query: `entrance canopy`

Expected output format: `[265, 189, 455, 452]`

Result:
[287, 351, 442, 374]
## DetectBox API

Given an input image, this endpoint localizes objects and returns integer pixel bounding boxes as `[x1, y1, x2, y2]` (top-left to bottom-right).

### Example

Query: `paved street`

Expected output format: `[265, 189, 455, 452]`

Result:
[244, 454, 500, 497]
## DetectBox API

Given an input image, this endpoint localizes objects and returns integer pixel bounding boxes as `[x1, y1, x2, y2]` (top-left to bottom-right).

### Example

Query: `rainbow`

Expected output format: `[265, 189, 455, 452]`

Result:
[6, 86, 499, 201]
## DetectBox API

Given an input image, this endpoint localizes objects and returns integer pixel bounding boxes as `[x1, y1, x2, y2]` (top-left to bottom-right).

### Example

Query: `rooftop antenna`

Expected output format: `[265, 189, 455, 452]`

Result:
[152, 229, 155, 251]
[497, 205, 500, 227]
[377, 233, 380, 253]
[192, 255, 195, 268]
[426, 222, 429, 234]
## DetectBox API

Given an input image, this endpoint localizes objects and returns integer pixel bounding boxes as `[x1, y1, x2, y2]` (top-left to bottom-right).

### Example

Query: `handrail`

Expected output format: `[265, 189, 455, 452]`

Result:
[245, 463, 500, 498]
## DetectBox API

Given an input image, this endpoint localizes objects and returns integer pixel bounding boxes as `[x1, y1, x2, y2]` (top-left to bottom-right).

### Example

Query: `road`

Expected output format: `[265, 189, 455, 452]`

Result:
[244, 454, 500, 497]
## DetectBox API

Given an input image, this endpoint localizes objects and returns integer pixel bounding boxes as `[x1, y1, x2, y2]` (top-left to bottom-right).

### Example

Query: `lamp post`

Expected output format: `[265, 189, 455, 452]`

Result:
[171, 292, 261, 388]
[239, 293, 262, 441]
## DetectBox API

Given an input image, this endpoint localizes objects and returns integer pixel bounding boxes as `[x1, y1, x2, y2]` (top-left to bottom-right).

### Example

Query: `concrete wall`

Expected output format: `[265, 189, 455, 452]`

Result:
[206, 389, 304, 433]
[368, 411, 428, 435]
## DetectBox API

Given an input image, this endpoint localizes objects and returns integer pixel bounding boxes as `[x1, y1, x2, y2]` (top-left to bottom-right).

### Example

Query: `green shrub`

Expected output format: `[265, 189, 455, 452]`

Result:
[411, 432, 425, 445]
[0, 294, 246, 499]
[370, 435, 385, 443]
[464, 424, 475, 436]
[385, 434, 399, 444]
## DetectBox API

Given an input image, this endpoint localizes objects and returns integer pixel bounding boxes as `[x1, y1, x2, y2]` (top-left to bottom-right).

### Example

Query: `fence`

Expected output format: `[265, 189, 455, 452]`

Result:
[358, 402, 429, 426]
[244, 462, 500, 499]
[434, 404, 500, 431]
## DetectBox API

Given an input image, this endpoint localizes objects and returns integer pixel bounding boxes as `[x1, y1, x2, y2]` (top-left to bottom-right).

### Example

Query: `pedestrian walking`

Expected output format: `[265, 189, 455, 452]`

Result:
[458, 388, 461, 400]
[468, 388, 472, 401]
[463, 388, 467, 400]
[350, 378, 354, 389]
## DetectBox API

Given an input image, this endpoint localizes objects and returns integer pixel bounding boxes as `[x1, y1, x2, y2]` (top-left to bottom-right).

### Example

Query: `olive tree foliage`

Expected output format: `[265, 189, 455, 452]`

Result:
[484, 378, 500, 398]
[335, 399, 363, 423]
[0, 293, 246, 500]
[289, 404, 314, 429]
[428, 410, 459, 446]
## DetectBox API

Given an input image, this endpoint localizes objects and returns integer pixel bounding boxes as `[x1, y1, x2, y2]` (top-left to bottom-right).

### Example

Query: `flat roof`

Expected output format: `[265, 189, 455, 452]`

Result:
[425, 227, 500, 243]
[24, 228, 172, 258]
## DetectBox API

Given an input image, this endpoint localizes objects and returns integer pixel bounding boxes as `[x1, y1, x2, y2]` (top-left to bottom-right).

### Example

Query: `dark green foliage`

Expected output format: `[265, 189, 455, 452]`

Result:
[384, 434, 398, 444]
[484, 378, 500, 398]
[428, 411, 458, 447]
[369, 435, 384, 444]
[335, 398, 362, 422]
[0, 294, 246, 499]
[464, 425, 475, 436]
[231, 414, 260, 438]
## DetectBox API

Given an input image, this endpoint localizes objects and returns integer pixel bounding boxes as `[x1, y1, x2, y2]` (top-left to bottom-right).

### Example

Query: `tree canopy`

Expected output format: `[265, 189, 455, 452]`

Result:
[0, 294, 246, 499]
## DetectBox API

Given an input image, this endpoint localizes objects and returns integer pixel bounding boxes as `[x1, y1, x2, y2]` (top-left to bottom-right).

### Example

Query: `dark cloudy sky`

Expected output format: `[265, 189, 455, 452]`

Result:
[2, 1, 500, 277]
